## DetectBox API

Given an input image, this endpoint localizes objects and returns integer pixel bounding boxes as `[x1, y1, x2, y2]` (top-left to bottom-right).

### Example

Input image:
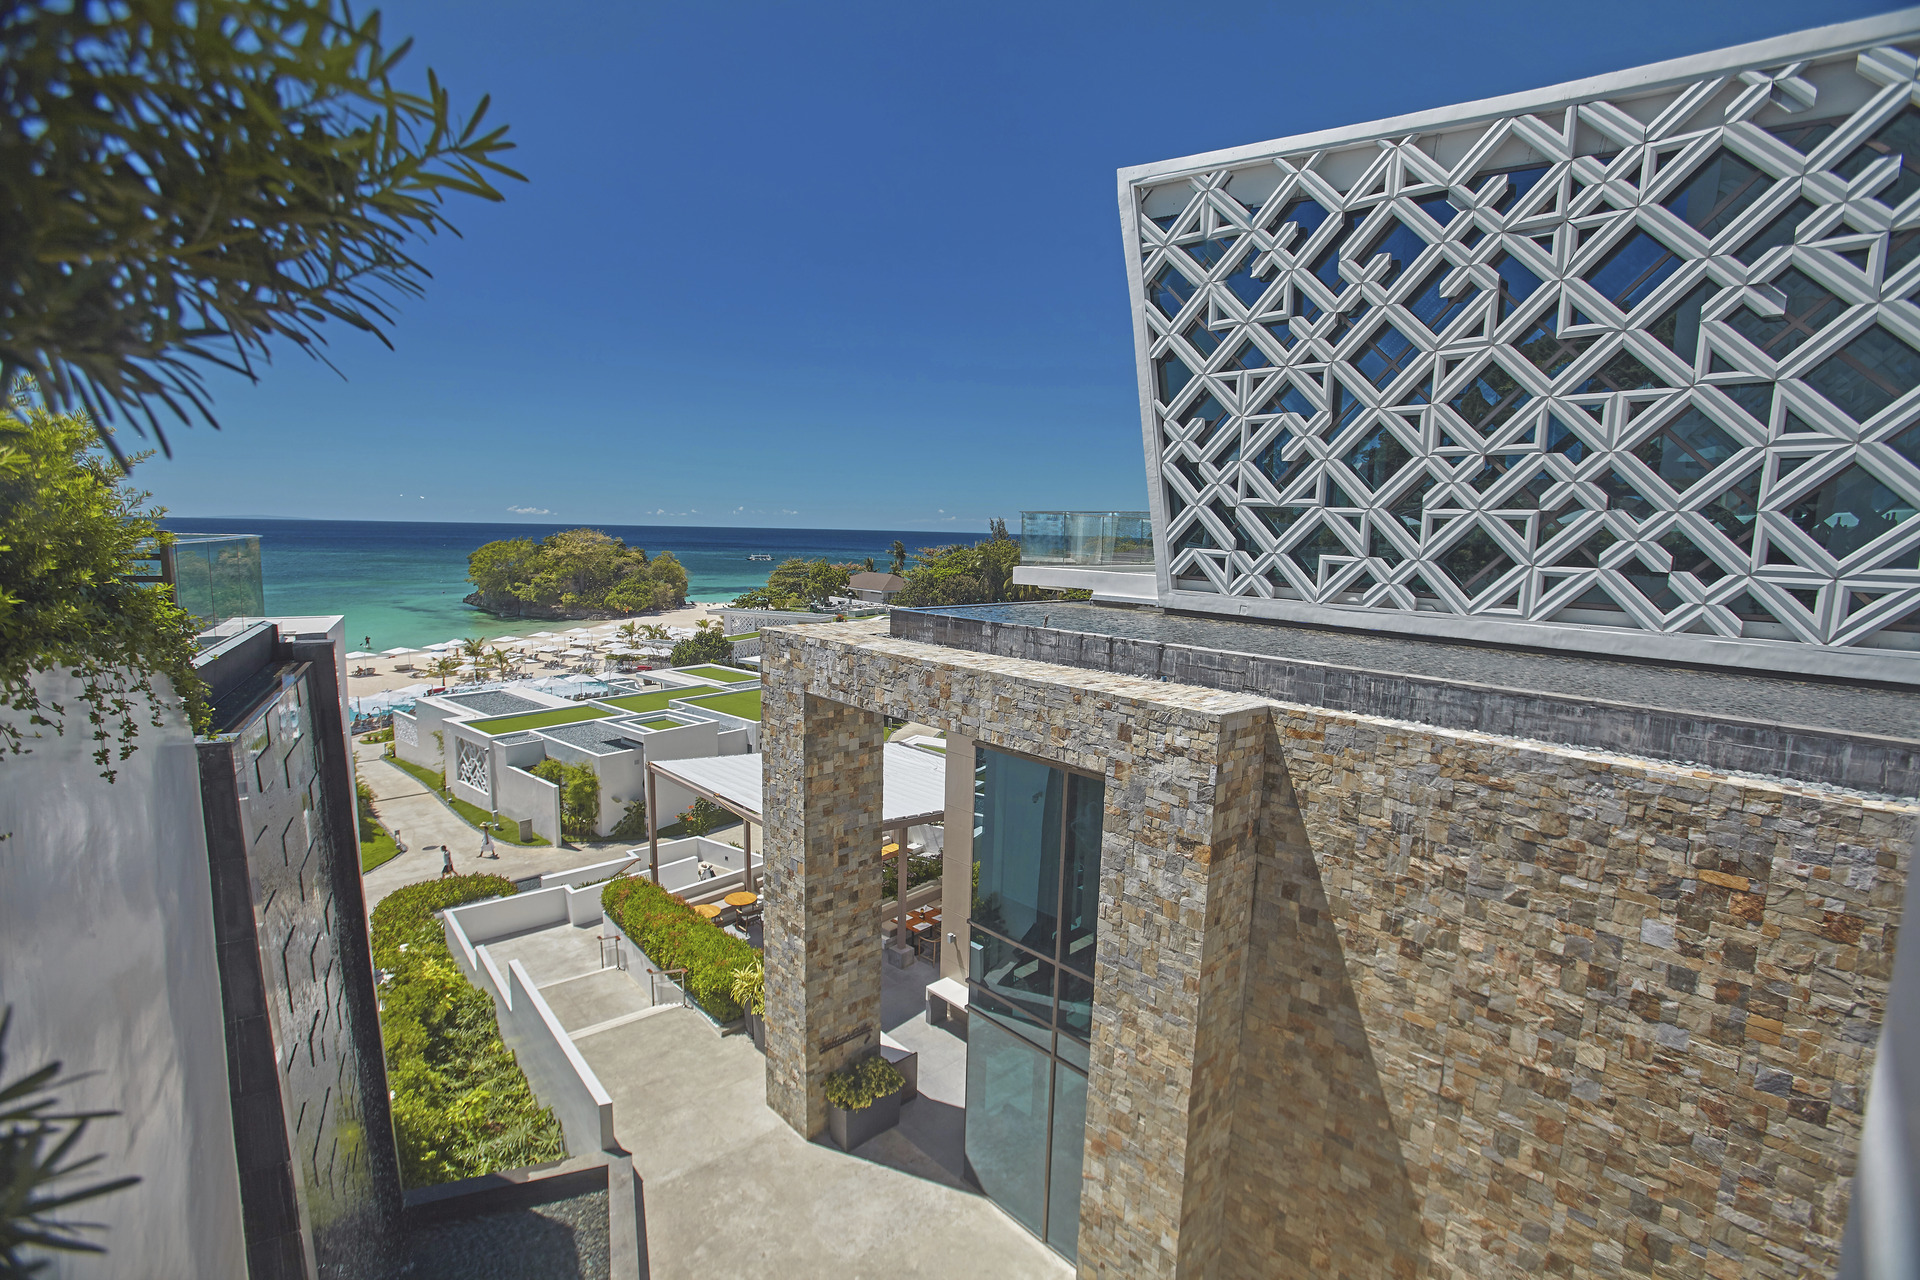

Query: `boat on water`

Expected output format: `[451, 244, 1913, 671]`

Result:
[747, 553, 772, 560]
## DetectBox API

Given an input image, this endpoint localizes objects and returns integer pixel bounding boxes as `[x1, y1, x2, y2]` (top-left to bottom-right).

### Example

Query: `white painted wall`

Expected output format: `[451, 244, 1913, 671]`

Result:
[0, 674, 247, 1277]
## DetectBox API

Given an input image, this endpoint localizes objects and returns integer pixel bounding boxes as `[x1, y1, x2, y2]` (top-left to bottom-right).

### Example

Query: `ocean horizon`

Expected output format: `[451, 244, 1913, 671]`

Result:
[160, 516, 986, 651]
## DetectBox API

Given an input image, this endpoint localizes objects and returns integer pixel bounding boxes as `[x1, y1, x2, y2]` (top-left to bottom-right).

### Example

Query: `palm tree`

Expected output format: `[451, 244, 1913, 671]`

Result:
[888, 540, 906, 575]
[617, 621, 641, 645]
[863, 556, 875, 572]
[639, 623, 670, 641]
[459, 636, 487, 662]
[429, 655, 460, 688]
[492, 648, 517, 681]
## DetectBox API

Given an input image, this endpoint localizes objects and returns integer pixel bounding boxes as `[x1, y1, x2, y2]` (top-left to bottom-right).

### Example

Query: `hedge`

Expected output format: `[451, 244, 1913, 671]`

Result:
[601, 876, 759, 1021]
[371, 875, 566, 1187]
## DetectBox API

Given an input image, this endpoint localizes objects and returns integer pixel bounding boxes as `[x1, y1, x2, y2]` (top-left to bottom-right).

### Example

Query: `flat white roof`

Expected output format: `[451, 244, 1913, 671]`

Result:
[650, 742, 947, 827]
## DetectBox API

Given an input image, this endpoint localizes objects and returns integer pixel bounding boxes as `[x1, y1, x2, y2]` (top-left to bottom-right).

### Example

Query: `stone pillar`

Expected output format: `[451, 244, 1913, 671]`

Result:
[762, 687, 886, 1138]
[1078, 706, 1267, 1279]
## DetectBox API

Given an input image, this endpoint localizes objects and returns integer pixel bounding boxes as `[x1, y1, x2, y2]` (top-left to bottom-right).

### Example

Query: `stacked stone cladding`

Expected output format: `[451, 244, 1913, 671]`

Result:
[760, 618, 1916, 1280]
[762, 618, 1272, 1277]
[1229, 708, 1916, 1280]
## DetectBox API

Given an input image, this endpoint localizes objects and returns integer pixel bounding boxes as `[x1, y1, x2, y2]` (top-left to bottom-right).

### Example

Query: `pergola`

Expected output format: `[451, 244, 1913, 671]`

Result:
[644, 744, 947, 892]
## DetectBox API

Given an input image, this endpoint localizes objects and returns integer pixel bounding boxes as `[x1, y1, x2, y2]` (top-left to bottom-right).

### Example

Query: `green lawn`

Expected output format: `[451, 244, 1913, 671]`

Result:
[595, 688, 683, 716]
[359, 820, 401, 872]
[680, 688, 762, 722]
[384, 756, 548, 847]
[721, 631, 758, 642]
[638, 717, 682, 731]
[677, 664, 758, 684]
[466, 704, 614, 735]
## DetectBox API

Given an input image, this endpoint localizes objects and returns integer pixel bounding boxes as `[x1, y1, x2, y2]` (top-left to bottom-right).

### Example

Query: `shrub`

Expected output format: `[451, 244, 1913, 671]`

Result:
[600, 876, 758, 1021]
[729, 958, 764, 1017]
[677, 796, 729, 837]
[530, 757, 600, 839]
[608, 797, 647, 841]
[824, 1056, 906, 1111]
[669, 621, 733, 667]
[370, 875, 565, 1187]
[359, 727, 394, 743]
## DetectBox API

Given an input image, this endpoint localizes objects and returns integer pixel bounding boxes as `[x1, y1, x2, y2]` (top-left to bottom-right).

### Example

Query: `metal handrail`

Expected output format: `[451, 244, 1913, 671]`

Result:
[650, 967, 691, 1009]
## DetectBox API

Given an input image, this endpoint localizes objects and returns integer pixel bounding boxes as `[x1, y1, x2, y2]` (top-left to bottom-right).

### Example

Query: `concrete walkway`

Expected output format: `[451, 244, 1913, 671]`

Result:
[582, 1008, 1067, 1279]
[354, 743, 631, 910]
[484, 919, 1067, 1279]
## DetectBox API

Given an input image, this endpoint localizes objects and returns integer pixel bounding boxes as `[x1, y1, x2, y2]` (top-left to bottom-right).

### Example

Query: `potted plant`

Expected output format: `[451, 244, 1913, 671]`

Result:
[730, 959, 765, 1051]
[824, 1054, 907, 1152]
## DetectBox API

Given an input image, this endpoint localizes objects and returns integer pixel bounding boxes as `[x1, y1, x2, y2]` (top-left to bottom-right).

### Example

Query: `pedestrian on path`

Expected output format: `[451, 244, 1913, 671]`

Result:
[440, 846, 454, 879]
[394, 828, 407, 855]
[480, 828, 496, 859]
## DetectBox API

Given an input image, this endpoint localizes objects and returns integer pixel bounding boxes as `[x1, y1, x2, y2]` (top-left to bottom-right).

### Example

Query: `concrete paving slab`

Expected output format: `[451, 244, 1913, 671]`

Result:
[539, 968, 652, 1032]
[578, 1009, 1066, 1279]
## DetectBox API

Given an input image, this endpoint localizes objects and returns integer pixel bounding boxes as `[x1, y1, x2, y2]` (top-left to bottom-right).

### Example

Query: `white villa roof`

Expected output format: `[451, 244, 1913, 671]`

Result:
[650, 742, 947, 827]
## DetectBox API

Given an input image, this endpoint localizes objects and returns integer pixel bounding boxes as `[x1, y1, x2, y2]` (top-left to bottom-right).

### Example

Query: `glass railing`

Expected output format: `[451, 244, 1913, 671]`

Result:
[136, 533, 265, 626]
[1018, 512, 1154, 566]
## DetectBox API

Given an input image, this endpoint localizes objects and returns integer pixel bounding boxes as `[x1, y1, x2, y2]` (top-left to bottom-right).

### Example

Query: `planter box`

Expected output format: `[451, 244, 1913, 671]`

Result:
[744, 1010, 766, 1052]
[827, 1088, 902, 1152]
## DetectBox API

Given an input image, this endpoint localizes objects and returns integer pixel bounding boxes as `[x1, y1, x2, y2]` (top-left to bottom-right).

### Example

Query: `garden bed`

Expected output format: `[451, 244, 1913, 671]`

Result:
[371, 876, 567, 1187]
[600, 876, 759, 1021]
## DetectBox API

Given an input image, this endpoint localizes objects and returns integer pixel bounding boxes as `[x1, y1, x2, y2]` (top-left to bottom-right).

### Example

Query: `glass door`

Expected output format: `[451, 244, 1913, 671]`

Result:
[963, 745, 1102, 1262]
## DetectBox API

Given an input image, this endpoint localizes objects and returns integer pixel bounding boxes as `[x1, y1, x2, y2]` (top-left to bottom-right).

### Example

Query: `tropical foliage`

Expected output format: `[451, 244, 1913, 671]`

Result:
[728, 557, 853, 610]
[893, 518, 1089, 608]
[669, 621, 732, 667]
[608, 797, 647, 841]
[0, 0, 519, 458]
[529, 757, 599, 840]
[601, 876, 759, 1021]
[370, 877, 565, 1188]
[728, 958, 765, 1018]
[468, 529, 686, 617]
[677, 796, 730, 837]
[0, 393, 207, 780]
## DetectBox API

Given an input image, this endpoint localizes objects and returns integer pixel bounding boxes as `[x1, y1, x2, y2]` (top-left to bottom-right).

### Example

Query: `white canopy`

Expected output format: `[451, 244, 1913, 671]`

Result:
[345, 651, 374, 659]
[382, 647, 416, 656]
[493, 636, 522, 644]
[647, 743, 946, 828]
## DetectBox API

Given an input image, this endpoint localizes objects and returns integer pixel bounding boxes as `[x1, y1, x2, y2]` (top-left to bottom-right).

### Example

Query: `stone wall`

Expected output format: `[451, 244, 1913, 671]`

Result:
[1225, 709, 1915, 1280]
[760, 618, 1916, 1280]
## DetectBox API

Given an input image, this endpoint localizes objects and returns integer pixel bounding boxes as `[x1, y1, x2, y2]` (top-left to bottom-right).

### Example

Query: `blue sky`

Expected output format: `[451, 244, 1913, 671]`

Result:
[142, 0, 1883, 530]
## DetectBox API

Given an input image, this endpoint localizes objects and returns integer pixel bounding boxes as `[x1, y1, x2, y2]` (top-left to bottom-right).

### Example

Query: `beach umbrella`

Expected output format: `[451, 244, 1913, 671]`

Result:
[382, 647, 416, 656]
[532, 631, 557, 638]
[345, 651, 374, 659]
[494, 636, 522, 644]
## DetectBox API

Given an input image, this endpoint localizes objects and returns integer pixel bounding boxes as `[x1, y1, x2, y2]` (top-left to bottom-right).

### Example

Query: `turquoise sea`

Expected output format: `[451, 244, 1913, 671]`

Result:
[160, 517, 983, 652]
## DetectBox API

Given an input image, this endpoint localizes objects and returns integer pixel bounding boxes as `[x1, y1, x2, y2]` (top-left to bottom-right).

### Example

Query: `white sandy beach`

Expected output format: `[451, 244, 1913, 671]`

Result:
[343, 602, 731, 695]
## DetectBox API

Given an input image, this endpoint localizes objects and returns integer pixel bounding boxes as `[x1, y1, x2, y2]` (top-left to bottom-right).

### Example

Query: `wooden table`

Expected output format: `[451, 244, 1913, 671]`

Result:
[694, 903, 722, 919]
[724, 891, 757, 908]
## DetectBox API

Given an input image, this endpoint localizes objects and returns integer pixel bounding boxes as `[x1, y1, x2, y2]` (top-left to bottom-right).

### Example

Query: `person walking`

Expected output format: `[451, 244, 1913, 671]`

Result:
[480, 827, 496, 859]
[439, 845, 454, 879]
[394, 828, 407, 855]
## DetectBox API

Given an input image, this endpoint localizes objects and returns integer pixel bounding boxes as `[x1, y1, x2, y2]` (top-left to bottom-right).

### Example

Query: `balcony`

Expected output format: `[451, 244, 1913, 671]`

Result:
[1012, 512, 1157, 603]
[133, 532, 265, 628]
[1017, 511, 1153, 566]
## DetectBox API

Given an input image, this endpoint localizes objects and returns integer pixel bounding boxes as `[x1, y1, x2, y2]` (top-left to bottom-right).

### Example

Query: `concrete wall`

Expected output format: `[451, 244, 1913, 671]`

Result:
[391, 707, 437, 771]
[496, 765, 561, 845]
[441, 896, 617, 1156]
[0, 673, 247, 1278]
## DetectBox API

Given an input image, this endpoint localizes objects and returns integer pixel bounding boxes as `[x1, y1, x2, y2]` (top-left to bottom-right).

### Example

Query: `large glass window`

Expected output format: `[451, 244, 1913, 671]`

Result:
[965, 745, 1104, 1263]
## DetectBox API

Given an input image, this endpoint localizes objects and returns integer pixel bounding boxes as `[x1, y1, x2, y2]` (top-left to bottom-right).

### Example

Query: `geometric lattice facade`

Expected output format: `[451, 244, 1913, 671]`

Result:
[1122, 13, 1920, 683]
